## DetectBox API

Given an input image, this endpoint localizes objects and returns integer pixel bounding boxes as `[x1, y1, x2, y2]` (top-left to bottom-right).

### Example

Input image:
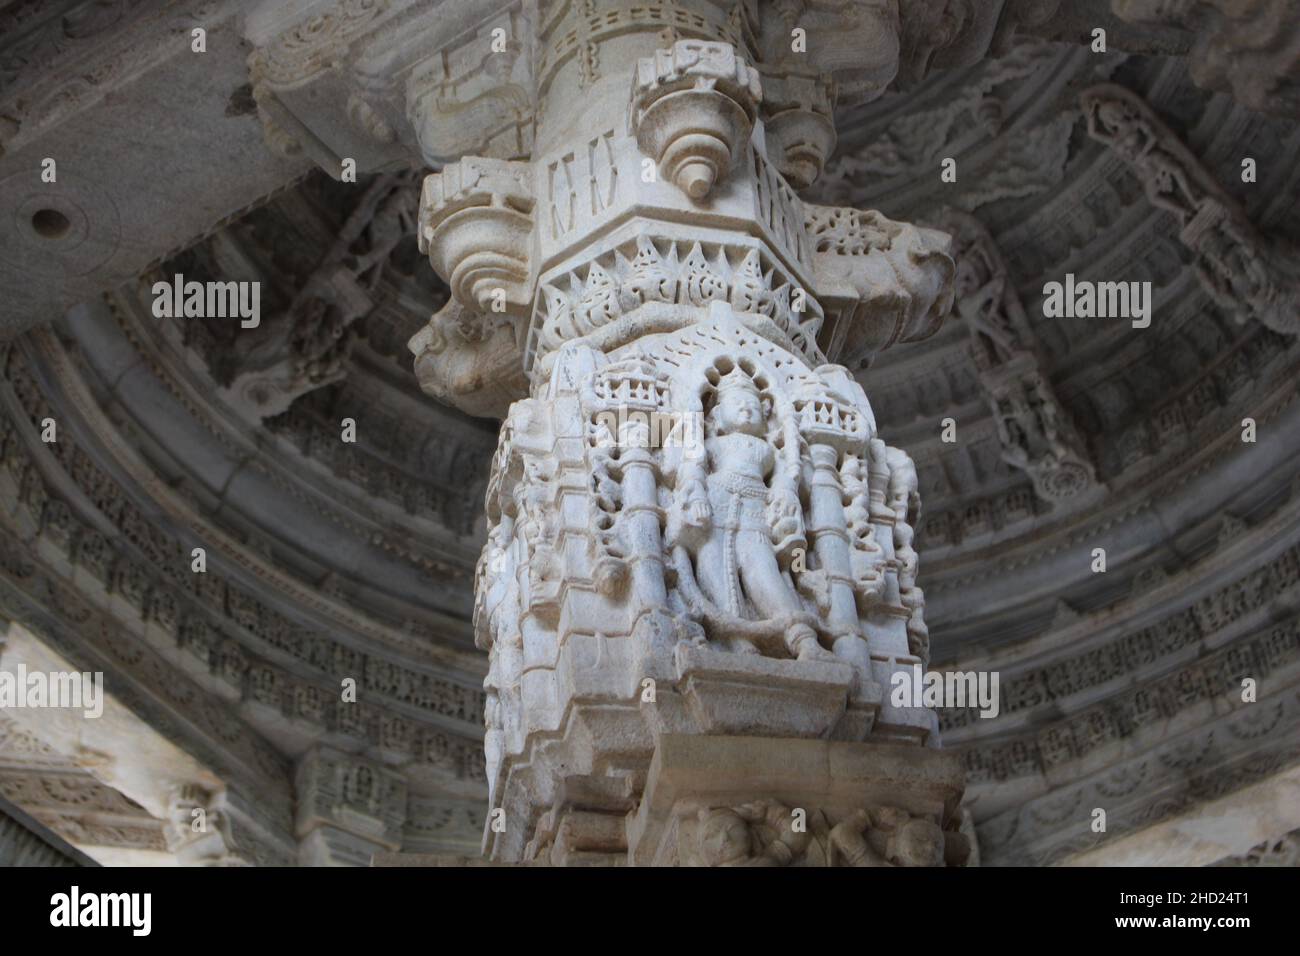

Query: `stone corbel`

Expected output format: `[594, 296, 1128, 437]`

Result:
[418, 157, 535, 316]
[410, 154, 537, 419]
[164, 784, 253, 867]
[759, 72, 837, 190]
[294, 747, 408, 867]
[629, 40, 763, 201]
[746, 0, 901, 106]
[246, 1, 538, 177]
[403, 6, 537, 166]
[806, 205, 956, 369]
[408, 300, 529, 420]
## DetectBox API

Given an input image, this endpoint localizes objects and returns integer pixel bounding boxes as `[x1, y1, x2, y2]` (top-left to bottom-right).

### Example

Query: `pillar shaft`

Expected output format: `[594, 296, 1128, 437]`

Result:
[406, 0, 965, 866]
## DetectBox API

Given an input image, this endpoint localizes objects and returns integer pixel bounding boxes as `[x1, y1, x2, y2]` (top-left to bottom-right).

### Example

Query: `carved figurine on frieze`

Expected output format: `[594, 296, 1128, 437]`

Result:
[839, 452, 889, 611]
[885, 445, 929, 666]
[667, 361, 833, 662]
[827, 806, 965, 867]
[695, 800, 813, 866]
[691, 800, 969, 867]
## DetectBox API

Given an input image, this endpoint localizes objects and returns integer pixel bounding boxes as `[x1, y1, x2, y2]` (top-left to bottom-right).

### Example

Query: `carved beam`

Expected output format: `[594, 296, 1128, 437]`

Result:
[1082, 83, 1299, 337]
[1111, 0, 1300, 117]
[936, 207, 1096, 503]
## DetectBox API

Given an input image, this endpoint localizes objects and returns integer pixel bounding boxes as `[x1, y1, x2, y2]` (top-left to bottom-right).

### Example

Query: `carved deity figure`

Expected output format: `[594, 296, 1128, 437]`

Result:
[696, 801, 813, 867]
[886, 446, 929, 664]
[992, 373, 1059, 468]
[949, 229, 1020, 370]
[840, 454, 888, 609]
[669, 366, 833, 662]
[828, 807, 949, 867]
[1089, 99, 1202, 222]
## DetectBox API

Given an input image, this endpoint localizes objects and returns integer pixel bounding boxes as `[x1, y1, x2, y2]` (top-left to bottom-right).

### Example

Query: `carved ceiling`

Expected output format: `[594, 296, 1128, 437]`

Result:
[0, 0, 1297, 866]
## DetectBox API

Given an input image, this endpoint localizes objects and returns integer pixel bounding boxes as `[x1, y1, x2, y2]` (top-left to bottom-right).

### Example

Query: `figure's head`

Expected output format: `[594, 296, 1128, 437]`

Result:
[1095, 100, 1126, 133]
[697, 807, 753, 866]
[1094, 101, 1144, 157]
[885, 445, 920, 522]
[888, 818, 945, 867]
[707, 369, 766, 436]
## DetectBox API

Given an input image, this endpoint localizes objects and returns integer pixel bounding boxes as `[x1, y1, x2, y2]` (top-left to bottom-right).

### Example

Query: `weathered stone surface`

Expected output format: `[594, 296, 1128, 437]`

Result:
[1111, 0, 1300, 116]
[0, 1, 309, 337]
[627, 735, 967, 866]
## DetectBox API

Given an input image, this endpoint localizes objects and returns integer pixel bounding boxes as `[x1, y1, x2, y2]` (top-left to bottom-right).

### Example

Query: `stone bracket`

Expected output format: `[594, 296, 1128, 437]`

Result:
[629, 40, 762, 202]
[670, 641, 870, 740]
[626, 734, 967, 866]
[418, 157, 535, 316]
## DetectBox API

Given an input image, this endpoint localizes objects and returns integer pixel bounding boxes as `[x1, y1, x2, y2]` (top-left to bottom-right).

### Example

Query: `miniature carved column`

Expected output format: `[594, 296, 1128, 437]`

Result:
[293, 747, 407, 867]
[163, 785, 254, 867]
[401, 0, 964, 866]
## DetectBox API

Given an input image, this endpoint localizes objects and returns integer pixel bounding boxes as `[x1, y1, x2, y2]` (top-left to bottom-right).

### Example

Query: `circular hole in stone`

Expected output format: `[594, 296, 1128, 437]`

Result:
[31, 208, 71, 239]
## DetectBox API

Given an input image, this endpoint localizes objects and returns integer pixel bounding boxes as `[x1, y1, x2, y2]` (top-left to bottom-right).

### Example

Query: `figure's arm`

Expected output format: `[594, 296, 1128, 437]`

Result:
[666, 452, 710, 549]
[766, 416, 807, 561]
[770, 413, 804, 500]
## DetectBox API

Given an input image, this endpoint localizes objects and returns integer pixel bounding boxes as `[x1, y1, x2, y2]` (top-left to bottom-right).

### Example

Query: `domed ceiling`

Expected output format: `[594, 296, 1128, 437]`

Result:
[1, 0, 1298, 866]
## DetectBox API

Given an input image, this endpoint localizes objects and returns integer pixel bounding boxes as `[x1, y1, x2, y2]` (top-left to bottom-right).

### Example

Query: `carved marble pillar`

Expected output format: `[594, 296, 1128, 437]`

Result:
[403, 1, 964, 867]
[251, 0, 966, 866]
